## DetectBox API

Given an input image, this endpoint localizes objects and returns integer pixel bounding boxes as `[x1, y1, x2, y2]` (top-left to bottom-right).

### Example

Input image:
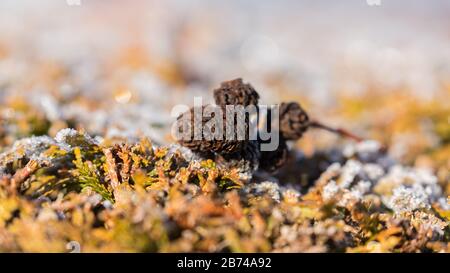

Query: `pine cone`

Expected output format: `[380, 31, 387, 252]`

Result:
[213, 78, 260, 108]
[279, 102, 309, 141]
[176, 105, 248, 154]
[259, 136, 289, 173]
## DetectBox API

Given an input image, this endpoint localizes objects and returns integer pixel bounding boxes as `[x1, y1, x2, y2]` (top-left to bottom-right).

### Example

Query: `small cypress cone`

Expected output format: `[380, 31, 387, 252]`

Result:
[279, 102, 309, 141]
[213, 78, 260, 108]
[176, 105, 248, 154]
[258, 135, 289, 173]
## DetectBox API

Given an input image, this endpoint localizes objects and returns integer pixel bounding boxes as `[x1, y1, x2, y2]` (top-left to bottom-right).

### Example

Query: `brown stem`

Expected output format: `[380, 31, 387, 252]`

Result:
[103, 148, 120, 192]
[11, 160, 40, 190]
[308, 120, 365, 143]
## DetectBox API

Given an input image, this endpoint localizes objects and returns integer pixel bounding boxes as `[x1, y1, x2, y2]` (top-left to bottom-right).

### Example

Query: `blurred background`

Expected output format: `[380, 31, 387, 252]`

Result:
[0, 0, 449, 173]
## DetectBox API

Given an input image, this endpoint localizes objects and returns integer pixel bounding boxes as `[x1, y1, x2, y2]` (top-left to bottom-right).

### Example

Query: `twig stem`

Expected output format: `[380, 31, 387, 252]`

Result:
[309, 120, 364, 142]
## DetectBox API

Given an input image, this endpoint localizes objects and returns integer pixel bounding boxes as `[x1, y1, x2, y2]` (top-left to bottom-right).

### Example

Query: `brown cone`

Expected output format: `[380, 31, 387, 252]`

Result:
[176, 105, 248, 154]
[213, 78, 260, 108]
[279, 102, 309, 141]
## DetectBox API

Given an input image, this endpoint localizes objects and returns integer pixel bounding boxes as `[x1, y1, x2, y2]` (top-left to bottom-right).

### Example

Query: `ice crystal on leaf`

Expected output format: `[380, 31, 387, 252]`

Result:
[322, 180, 339, 201]
[55, 128, 99, 151]
[244, 181, 281, 202]
[0, 136, 56, 165]
[387, 185, 431, 214]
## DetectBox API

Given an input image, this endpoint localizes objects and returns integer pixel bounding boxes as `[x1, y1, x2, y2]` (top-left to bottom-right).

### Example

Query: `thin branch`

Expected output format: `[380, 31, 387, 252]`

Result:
[103, 148, 120, 192]
[11, 160, 40, 190]
[309, 120, 365, 143]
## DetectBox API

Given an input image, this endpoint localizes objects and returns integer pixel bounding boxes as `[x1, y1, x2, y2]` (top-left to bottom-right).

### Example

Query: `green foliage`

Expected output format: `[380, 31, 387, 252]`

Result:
[72, 147, 114, 202]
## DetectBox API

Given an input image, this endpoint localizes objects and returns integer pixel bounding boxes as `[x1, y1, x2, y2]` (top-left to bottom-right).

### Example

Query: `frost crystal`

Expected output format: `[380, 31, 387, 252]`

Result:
[388, 185, 431, 213]
[343, 140, 381, 160]
[327, 162, 342, 173]
[378, 165, 442, 203]
[55, 128, 99, 151]
[321, 159, 379, 203]
[362, 163, 385, 181]
[342, 140, 394, 168]
[339, 159, 362, 188]
[322, 180, 339, 201]
[245, 181, 281, 202]
[0, 136, 56, 164]
[410, 211, 448, 237]
[54, 128, 80, 143]
[351, 180, 372, 196]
